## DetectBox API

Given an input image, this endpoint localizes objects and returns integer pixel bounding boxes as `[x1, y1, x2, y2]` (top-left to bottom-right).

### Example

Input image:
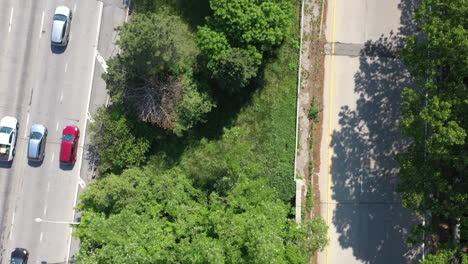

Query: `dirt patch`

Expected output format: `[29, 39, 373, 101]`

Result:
[294, 0, 328, 262]
[296, 0, 327, 220]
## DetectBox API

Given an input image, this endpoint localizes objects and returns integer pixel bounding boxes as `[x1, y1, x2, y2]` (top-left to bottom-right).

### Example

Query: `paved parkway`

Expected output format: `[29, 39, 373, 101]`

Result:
[317, 0, 424, 263]
[0, 0, 101, 263]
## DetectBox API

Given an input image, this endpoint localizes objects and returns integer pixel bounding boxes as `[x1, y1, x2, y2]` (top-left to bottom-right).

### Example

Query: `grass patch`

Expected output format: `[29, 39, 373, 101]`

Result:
[135, 0, 211, 30]
[235, 3, 301, 202]
[309, 96, 321, 122]
[306, 180, 314, 214]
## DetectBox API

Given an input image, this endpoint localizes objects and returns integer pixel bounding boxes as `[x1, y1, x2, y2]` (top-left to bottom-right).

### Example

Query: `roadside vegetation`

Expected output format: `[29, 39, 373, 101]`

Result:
[74, 0, 327, 263]
[397, 0, 467, 262]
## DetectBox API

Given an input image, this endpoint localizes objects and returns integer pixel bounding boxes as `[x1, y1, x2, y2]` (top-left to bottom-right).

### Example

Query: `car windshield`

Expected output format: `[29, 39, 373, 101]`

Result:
[30, 131, 42, 140]
[54, 14, 67, 21]
[63, 134, 75, 142]
[10, 257, 24, 264]
[0, 127, 12, 134]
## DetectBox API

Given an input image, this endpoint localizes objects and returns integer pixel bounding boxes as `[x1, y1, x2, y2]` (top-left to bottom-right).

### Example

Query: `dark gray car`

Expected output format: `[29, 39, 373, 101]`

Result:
[10, 248, 28, 264]
[28, 124, 47, 161]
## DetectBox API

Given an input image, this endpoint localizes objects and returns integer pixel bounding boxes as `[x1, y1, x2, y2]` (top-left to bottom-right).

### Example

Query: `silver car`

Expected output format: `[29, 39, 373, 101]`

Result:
[51, 6, 72, 46]
[28, 124, 47, 161]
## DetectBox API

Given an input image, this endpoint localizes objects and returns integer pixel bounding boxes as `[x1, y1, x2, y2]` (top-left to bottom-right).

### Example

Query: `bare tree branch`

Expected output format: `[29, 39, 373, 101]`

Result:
[123, 76, 182, 128]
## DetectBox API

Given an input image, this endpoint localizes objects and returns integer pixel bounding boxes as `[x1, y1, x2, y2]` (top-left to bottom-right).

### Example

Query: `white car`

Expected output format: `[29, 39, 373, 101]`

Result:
[0, 116, 18, 162]
[51, 6, 72, 46]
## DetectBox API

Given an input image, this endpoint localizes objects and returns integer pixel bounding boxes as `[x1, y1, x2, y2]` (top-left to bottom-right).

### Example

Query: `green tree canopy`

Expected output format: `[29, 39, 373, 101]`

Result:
[181, 127, 262, 195]
[196, 0, 293, 91]
[210, 47, 261, 92]
[105, 13, 213, 133]
[397, 0, 467, 256]
[75, 165, 326, 263]
[208, 0, 293, 51]
[173, 78, 215, 135]
[419, 247, 467, 264]
[90, 106, 152, 175]
[116, 13, 196, 77]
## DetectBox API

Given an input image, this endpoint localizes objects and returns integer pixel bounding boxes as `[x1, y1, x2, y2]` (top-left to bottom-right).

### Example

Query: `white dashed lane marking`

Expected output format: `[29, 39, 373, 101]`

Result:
[9, 211, 15, 240]
[39, 11, 45, 38]
[8, 7, 14, 33]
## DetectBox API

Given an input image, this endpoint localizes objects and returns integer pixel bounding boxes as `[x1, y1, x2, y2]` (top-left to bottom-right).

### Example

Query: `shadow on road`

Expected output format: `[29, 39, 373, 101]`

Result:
[0, 161, 13, 169]
[28, 159, 44, 167]
[59, 162, 74, 171]
[50, 44, 66, 54]
[85, 144, 98, 176]
[329, 0, 423, 263]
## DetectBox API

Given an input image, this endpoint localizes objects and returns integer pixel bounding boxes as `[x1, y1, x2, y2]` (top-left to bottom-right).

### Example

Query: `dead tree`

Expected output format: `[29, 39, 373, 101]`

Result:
[124, 76, 182, 129]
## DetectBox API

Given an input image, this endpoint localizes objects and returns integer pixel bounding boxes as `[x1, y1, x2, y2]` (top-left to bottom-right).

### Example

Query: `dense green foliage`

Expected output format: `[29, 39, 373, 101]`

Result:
[397, 0, 467, 258]
[208, 0, 292, 50]
[75, 166, 327, 263]
[89, 106, 152, 174]
[173, 78, 214, 135]
[210, 47, 260, 93]
[76, 0, 323, 263]
[419, 247, 467, 264]
[197, 0, 293, 91]
[116, 13, 195, 77]
[98, 0, 300, 201]
[105, 13, 213, 133]
[181, 127, 262, 195]
[134, 0, 211, 27]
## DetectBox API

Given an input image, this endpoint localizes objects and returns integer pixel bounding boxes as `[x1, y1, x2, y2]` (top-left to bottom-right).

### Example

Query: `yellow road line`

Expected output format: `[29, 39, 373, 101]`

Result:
[326, 0, 338, 263]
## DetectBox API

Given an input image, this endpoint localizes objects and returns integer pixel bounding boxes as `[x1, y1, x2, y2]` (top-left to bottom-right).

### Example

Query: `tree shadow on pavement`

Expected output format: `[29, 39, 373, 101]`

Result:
[85, 144, 98, 178]
[330, 0, 423, 263]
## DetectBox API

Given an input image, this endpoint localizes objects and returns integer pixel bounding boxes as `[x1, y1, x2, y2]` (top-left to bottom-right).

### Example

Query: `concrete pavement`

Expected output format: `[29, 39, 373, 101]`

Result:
[317, 0, 423, 263]
[68, 0, 127, 261]
[0, 0, 126, 263]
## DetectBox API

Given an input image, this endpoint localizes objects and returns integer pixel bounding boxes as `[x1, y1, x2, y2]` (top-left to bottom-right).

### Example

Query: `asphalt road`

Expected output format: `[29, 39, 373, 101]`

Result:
[0, 0, 102, 263]
[318, 0, 424, 263]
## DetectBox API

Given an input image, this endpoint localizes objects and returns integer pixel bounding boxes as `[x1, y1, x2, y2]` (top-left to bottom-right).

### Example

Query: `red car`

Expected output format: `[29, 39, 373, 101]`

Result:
[60, 126, 80, 164]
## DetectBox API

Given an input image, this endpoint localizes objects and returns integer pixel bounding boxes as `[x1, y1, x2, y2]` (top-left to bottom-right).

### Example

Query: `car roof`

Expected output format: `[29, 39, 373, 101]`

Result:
[28, 139, 41, 159]
[51, 20, 65, 43]
[60, 140, 73, 162]
[55, 6, 70, 17]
